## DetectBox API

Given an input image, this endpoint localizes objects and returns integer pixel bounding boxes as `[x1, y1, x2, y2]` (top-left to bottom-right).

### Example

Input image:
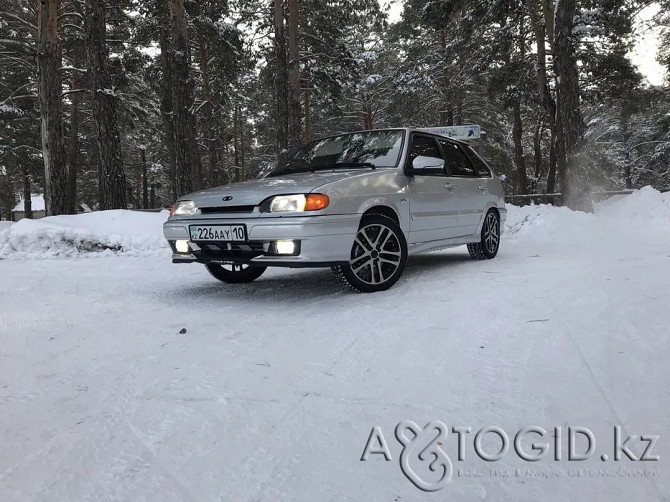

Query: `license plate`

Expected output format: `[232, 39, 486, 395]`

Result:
[189, 224, 246, 242]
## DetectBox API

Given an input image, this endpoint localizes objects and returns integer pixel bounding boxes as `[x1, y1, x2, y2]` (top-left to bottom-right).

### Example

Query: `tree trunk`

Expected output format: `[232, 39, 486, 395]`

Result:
[23, 169, 32, 219]
[274, 0, 289, 168]
[233, 106, 239, 182]
[159, 21, 177, 200]
[363, 95, 374, 130]
[188, 102, 203, 190]
[141, 147, 148, 209]
[168, 0, 195, 198]
[554, 0, 585, 208]
[240, 111, 246, 181]
[512, 102, 528, 194]
[525, 0, 557, 194]
[513, 11, 527, 195]
[150, 184, 156, 209]
[287, 0, 301, 153]
[66, 50, 83, 215]
[37, 0, 68, 216]
[439, 29, 453, 126]
[200, 41, 219, 187]
[304, 77, 312, 142]
[621, 111, 632, 188]
[533, 119, 545, 192]
[546, 130, 557, 194]
[86, 0, 127, 210]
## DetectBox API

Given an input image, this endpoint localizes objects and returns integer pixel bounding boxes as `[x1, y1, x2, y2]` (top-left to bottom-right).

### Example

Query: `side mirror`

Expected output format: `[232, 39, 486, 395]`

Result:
[406, 155, 445, 176]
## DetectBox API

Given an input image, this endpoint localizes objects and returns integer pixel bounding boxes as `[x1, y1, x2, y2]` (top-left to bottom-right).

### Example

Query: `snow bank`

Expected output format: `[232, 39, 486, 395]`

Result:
[504, 202, 595, 239]
[504, 186, 670, 242]
[0, 210, 170, 259]
[594, 185, 670, 227]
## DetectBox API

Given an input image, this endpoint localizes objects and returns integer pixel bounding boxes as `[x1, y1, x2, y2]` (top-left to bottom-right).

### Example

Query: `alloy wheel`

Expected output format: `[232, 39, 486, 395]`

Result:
[350, 223, 402, 285]
[484, 212, 499, 254]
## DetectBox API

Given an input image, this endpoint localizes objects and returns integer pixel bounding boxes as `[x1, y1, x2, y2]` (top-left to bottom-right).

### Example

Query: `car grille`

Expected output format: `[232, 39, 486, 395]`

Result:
[200, 205, 256, 214]
[193, 241, 266, 260]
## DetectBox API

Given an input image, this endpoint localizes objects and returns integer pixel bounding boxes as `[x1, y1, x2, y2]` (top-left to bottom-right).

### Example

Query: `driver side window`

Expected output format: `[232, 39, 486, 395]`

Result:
[409, 135, 444, 176]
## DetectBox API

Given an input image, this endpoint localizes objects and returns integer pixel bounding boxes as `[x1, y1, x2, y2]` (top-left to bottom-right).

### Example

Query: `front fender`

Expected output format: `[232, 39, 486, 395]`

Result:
[355, 196, 410, 233]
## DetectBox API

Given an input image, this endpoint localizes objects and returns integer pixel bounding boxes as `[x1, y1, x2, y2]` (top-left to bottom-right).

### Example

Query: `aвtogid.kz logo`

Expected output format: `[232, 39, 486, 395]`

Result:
[360, 422, 660, 492]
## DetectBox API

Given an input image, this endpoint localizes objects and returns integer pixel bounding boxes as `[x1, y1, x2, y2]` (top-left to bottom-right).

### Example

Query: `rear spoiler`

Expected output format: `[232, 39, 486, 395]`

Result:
[418, 125, 482, 141]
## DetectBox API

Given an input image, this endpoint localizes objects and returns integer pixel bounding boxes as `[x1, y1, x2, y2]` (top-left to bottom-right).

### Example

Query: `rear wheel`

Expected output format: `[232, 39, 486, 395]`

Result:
[467, 209, 500, 260]
[205, 263, 267, 283]
[332, 214, 408, 293]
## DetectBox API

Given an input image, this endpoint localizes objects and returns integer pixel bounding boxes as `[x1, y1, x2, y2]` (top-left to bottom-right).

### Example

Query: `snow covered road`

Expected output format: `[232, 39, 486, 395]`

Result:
[1, 189, 669, 501]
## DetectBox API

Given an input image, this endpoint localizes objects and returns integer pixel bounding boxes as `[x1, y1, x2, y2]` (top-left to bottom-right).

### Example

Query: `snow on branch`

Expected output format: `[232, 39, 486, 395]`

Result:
[96, 87, 120, 98]
[60, 66, 88, 73]
[0, 103, 24, 119]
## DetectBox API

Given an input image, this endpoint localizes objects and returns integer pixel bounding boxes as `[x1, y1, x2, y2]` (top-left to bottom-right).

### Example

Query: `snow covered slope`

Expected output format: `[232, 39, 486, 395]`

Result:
[0, 189, 668, 501]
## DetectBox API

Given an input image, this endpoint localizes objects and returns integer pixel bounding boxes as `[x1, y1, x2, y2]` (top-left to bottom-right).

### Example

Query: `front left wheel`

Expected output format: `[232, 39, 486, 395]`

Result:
[332, 214, 408, 293]
[205, 263, 267, 283]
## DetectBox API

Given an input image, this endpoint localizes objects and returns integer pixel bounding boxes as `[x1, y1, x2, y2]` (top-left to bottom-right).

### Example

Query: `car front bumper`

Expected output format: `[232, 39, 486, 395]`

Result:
[163, 214, 360, 267]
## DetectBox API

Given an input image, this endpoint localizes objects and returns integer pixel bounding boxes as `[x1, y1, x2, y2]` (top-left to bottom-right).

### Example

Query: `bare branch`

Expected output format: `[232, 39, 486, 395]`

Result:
[0, 38, 36, 55]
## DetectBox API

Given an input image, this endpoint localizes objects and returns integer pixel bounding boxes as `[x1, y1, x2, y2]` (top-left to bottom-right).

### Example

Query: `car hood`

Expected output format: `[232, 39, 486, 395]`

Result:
[185, 170, 372, 207]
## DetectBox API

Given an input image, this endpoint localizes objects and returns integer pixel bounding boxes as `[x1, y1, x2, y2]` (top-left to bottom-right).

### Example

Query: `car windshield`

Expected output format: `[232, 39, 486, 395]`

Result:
[268, 130, 404, 177]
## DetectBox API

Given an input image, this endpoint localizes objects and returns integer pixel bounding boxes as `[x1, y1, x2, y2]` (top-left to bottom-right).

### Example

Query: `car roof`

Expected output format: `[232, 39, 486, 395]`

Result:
[317, 127, 472, 146]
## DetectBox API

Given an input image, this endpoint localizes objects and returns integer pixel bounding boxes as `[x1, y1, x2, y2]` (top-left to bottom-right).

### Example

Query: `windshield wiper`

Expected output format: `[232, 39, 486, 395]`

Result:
[316, 162, 377, 171]
[270, 160, 378, 177]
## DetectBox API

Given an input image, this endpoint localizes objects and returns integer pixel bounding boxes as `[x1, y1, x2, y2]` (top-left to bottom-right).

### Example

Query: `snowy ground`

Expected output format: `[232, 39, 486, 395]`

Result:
[1, 188, 669, 501]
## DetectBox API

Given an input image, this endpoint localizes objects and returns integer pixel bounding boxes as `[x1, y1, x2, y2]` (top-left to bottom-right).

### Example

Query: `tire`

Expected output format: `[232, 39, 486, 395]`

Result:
[205, 263, 267, 283]
[332, 214, 408, 293]
[467, 209, 500, 260]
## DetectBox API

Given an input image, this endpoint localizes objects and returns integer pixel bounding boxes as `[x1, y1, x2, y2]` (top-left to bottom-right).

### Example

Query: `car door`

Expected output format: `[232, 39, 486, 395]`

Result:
[406, 134, 460, 244]
[438, 139, 484, 236]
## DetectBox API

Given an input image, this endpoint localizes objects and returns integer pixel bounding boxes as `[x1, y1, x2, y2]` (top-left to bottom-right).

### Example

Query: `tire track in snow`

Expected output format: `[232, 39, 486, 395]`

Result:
[547, 292, 667, 500]
[227, 328, 367, 500]
[5, 354, 197, 502]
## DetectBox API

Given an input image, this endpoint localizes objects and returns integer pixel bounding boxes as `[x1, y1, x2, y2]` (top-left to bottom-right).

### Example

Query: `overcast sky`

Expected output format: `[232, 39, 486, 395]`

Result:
[632, 3, 664, 86]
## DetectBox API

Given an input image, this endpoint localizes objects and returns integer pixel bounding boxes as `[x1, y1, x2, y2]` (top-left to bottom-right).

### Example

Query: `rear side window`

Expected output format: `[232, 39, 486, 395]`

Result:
[439, 140, 475, 176]
[467, 148, 493, 177]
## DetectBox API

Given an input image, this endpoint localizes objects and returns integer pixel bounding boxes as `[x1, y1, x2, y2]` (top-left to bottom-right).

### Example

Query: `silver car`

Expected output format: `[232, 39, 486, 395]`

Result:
[164, 128, 506, 292]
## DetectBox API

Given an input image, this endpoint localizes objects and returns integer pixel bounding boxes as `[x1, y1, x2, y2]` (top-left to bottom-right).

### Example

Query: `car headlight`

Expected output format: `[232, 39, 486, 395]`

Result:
[170, 200, 197, 216]
[268, 194, 330, 212]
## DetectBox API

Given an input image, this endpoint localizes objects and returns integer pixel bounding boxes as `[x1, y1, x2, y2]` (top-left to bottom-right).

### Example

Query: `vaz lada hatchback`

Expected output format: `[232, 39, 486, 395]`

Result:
[164, 128, 506, 292]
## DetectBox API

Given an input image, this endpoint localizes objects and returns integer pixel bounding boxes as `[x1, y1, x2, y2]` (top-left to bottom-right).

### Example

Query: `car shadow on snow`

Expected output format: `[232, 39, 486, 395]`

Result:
[168, 249, 476, 302]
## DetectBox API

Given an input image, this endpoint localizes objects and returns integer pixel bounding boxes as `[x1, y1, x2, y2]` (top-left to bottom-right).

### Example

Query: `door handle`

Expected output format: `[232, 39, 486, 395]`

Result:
[478, 185, 488, 192]
[444, 183, 457, 191]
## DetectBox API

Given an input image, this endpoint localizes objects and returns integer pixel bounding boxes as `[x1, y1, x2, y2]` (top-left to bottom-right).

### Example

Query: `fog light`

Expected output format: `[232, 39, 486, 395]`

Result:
[175, 239, 190, 253]
[275, 240, 296, 255]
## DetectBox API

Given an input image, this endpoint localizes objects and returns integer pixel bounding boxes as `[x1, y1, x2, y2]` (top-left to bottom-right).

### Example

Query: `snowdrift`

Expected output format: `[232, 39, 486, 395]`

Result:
[0, 210, 170, 259]
[0, 187, 668, 259]
[504, 186, 670, 245]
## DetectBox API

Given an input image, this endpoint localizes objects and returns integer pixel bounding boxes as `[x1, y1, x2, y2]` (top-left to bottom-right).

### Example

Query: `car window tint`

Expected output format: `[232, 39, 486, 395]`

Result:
[468, 148, 493, 177]
[410, 136, 442, 160]
[439, 140, 475, 176]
